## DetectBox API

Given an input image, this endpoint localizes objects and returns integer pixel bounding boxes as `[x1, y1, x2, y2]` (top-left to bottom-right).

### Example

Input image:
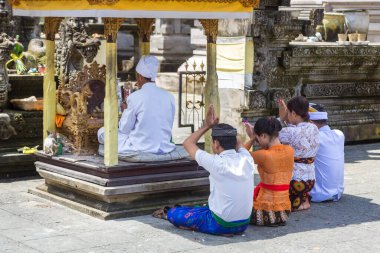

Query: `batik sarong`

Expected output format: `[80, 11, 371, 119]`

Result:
[250, 209, 290, 226]
[166, 206, 249, 235]
[289, 179, 315, 211]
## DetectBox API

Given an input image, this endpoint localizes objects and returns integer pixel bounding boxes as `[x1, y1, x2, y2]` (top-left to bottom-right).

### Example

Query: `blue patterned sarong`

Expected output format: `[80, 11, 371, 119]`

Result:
[166, 206, 249, 235]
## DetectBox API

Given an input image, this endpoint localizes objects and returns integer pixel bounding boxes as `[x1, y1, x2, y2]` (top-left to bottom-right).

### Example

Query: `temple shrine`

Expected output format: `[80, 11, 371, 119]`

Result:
[0, 0, 379, 218]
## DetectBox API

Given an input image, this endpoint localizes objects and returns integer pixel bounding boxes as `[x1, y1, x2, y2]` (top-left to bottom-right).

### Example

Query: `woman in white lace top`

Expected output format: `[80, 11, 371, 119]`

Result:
[278, 96, 320, 211]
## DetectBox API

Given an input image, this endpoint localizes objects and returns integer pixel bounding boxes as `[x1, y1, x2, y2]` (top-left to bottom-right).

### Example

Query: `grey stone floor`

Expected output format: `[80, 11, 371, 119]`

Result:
[1, 143, 380, 252]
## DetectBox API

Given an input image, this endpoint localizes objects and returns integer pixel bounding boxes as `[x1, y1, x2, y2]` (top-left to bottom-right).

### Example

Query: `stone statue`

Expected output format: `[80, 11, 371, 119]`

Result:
[0, 113, 17, 140]
[0, 33, 15, 111]
[56, 17, 100, 88]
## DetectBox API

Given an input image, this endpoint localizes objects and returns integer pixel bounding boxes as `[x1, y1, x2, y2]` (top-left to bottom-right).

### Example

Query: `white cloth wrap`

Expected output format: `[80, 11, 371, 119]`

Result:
[309, 111, 328, 120]
[136, 55, 159, 81]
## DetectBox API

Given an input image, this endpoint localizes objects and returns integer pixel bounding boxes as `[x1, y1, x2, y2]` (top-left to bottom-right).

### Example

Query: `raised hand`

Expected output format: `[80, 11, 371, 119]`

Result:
[205, 104, 219, 128]
[278, 99, 288, 121]
[244, 122, 255, 140]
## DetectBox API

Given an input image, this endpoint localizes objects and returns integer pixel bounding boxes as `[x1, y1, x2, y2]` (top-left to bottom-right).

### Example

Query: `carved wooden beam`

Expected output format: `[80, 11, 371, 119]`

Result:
[10, 0, 260, 7]
[103, 17, 125, 43]
[44, 17, 63, 41]
[199, 19, 218, 44]
[135, 18, 155, 43]
[87, 0, 120, 5]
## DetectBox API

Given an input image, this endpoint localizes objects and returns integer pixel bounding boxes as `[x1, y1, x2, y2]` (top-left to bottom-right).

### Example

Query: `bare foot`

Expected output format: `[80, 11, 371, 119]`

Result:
[294, 200, 311, 211]
[152, 208, 167, 220]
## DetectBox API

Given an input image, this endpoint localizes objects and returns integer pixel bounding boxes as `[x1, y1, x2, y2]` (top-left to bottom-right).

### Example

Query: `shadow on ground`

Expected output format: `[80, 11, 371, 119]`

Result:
[345, 143, 380, 163]
[118, 193, 380, 246]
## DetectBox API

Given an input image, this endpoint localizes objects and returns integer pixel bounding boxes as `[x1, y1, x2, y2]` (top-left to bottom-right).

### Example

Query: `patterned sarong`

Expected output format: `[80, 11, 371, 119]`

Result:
[167, 206, 249, 235]
[294, 157, 315, 164]
[250, 209, 290, 226]
[289, 180, 315, 210]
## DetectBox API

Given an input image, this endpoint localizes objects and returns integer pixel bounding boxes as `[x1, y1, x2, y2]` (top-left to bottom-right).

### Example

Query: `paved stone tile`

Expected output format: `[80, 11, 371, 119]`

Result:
[0, 235, 41, 253]
[0, 209, 35, 231]
[0, 222, 63, 242]
[22, 235, 90, 253]
[1, 143, 380, 252]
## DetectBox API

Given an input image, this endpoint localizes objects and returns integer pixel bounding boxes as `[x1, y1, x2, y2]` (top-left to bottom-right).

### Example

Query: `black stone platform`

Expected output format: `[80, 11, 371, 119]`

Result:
[31, 152, 210, 219]
[0, 152, 37, 178]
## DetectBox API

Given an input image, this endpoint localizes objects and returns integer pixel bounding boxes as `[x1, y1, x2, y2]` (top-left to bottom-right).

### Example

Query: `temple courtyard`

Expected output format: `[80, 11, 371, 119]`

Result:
[0, 142, 379, 252]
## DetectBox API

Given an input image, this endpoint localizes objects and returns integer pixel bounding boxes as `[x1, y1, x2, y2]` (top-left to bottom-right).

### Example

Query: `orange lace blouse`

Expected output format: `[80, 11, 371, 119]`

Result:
[245, 143, 295, 211]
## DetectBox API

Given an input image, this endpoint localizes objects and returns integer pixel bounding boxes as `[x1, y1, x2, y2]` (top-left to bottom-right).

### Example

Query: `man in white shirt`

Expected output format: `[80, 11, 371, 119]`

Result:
[152, 105, 255, 235]
[309, 103, 345, 202]
[97, 55, 175, 155]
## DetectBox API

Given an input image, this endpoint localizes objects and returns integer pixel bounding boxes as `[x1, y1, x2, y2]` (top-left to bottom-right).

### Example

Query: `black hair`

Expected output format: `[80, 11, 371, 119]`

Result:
[287, 96, 310, 121]
[212, 123, 237, 150]
[254, 117, 282, 138]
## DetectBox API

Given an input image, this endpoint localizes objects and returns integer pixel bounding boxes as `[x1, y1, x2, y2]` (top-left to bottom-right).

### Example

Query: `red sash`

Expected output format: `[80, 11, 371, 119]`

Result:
[253, 182, 290, 201]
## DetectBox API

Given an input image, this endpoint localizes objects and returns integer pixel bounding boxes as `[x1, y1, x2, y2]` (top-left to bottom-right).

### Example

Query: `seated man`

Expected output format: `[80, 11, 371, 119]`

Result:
[309, 103, 345, 202]
[153, 105, 255, 236]
[98, 55, 175, 155]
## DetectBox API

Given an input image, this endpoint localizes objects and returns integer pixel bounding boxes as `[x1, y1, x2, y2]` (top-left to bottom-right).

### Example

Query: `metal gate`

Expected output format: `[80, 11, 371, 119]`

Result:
[178, 61, 206, 133]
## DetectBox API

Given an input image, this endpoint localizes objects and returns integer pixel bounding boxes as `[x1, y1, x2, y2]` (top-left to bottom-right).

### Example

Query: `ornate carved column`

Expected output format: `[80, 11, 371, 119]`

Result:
[43, 17, 62, 140]
[135, 18, 154, 56]
[103, 17, 124, 166]
[0, 34, 15, 111]
[200, 19, 219, 153]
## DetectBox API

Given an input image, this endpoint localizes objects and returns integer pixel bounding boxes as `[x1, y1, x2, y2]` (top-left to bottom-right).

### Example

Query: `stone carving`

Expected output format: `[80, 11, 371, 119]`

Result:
[303, 82, 380, 97]
[251, 3, 307, 90]
[0, 113, 17, 140]
[248, 90, 267, 109]
[0, 33, 15, 111]
[58, 61, 106, 155]
[270, 88, 292, 108]
[27, 39, 46, 59]
[57, 17, 100, 87]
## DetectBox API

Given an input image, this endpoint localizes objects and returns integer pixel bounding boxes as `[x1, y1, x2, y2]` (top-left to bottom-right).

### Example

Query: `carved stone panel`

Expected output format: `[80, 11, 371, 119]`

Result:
[58, 61, 106, 155]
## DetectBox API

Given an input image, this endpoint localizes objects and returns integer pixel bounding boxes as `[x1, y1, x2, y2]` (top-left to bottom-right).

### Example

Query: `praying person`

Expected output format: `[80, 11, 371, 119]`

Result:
[244, 117, 294, 226]
[278, 96, 320, 211]
[97, 55, 175, 155]
[152, 105, 255, 236]
[309, 103, 345, 202]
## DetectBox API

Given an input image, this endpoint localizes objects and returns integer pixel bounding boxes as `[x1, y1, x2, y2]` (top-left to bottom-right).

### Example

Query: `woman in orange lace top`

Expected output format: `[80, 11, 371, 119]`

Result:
[244, 117, 294, 226]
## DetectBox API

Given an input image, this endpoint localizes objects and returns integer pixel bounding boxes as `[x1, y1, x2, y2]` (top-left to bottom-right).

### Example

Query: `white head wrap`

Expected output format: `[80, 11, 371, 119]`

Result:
[309, 112, 328, 120]
[136, 55, 159, 81]
[309, 103, 328, 120]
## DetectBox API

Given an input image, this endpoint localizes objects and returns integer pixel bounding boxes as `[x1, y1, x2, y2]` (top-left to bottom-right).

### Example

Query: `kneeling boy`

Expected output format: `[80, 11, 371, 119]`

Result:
[153, 105, 255, 235]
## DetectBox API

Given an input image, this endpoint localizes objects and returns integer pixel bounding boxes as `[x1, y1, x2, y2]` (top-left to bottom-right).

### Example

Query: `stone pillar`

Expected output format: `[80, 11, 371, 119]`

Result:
[43, 17, 62, 140]
[200, 19, 220, 153]
[103, 18, 124, 166]
[135, 18, 154, 56]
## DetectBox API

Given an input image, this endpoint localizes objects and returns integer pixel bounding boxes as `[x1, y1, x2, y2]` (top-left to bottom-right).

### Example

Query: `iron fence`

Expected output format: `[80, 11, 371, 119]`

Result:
[178, 61, 206, 133]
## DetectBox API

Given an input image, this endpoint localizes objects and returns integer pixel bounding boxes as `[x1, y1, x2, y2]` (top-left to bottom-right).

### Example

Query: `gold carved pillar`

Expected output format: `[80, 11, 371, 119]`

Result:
[200, 19, 220, 153]
[135, 18, 154, 56]
[103, 18, 124, 166]
[43, 17, 62, 140]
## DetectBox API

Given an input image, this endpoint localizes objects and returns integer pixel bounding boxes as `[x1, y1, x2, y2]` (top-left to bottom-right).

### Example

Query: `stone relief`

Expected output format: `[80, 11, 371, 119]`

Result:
[0, 113, 17, 140]
[248, 90, 267, 109]
[0, 33, 15, 111]
[57, 61, 106, 155]
[56, 17, 100, 87]
[303, 82, 380, 97]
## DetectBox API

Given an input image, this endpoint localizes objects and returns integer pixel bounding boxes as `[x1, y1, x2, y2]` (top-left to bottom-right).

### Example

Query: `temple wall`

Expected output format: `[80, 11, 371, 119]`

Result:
[243, 1, 380, 142]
